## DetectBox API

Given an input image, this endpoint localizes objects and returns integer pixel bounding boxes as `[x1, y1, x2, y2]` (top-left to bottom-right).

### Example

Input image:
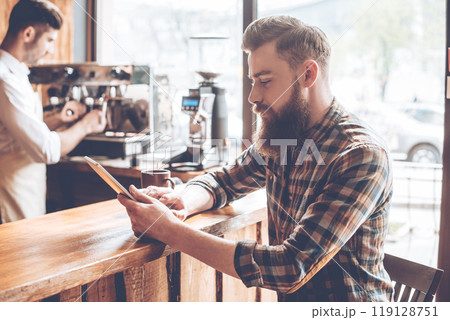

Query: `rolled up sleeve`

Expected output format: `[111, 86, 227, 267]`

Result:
[234, 240, 264, 287]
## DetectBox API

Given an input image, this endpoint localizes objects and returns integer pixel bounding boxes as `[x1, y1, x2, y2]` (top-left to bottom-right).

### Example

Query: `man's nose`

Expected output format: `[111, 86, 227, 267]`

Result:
[248, 85, 262, 105]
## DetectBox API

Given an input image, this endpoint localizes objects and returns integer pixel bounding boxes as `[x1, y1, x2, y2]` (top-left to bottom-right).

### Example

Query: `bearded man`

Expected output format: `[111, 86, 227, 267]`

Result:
[118, 16, 394, 302]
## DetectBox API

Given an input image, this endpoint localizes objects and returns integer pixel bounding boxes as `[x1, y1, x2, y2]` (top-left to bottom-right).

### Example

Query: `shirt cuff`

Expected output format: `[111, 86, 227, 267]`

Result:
[46, 131, 61, 164]
[234, 240, 264, 288]
[186, 173, 228, 209]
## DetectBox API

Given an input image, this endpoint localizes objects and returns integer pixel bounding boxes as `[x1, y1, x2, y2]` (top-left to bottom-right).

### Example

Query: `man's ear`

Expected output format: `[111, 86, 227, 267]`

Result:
[301, 60, 319, 88]
[22, 26, 36, 43]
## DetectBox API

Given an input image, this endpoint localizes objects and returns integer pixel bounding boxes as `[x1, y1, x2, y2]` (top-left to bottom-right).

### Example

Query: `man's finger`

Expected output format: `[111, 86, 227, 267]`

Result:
[130, 185, 156, 204]
[144, 186, 172, 198]
[159, 193, 178, 204]
[117, 193, 134, 206]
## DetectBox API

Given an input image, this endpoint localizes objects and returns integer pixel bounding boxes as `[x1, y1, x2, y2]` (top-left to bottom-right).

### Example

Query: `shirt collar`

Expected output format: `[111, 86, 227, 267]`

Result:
[0, 49, 30, 76]
[304, 97, 343, 142]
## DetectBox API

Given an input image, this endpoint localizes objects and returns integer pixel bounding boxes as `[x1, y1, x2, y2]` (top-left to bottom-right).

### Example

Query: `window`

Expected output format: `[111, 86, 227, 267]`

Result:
[96, 0, 243, 146]
[258, 0, 446, 266]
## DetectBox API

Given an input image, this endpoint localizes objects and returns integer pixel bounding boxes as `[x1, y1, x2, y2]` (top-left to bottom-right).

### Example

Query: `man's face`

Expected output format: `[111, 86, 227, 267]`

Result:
[247, 41, 310, 157]
[24, 27, 58, 65]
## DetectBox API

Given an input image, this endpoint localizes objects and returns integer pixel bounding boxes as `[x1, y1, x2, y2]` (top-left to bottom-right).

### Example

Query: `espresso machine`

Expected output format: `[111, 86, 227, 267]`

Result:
[28, 63, 158, 159]
[165, 71, 228, 171]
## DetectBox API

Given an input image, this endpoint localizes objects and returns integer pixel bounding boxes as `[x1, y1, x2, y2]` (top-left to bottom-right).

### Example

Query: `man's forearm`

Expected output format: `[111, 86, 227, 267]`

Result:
[164, 219, 239, 279]
[182, 184, 214, 215]
[57, 121, 90, 156]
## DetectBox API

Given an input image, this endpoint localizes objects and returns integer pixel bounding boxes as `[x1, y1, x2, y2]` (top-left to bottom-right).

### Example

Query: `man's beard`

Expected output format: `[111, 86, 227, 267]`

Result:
[253, 83, 310, 158]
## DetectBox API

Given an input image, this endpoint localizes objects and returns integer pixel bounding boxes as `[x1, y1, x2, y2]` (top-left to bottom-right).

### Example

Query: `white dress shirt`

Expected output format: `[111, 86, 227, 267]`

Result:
[0, 49, 61, 222]
[0, 49, 61, 163]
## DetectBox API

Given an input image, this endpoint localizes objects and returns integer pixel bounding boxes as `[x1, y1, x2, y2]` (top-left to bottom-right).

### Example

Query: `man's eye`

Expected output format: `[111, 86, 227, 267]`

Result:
[260, 80, 271, 85]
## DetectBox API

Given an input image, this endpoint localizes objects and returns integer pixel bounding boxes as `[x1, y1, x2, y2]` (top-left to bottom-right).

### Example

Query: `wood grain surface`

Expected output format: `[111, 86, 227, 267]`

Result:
[0, 190, 267, 301]
[223, 226, 258, 302]
[180, 253, 217, 302]
[0, 0, 18, 41]
[59, 286, 82, 302]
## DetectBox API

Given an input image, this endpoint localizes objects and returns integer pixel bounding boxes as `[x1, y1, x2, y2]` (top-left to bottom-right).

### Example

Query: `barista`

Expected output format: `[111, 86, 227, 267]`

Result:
[0, 0, 106, 223]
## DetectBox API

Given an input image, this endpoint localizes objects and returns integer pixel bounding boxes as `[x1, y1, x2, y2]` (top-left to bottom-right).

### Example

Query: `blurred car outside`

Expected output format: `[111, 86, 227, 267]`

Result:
[351, 102, 443, 164]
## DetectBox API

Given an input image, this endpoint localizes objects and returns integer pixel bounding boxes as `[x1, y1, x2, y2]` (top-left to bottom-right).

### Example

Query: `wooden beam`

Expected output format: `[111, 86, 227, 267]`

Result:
[86, 0, 97, 61]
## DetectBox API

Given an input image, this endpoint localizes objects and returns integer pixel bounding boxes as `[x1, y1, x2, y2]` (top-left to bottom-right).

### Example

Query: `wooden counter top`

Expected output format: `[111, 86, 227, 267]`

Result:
[0, 190, 266, 302]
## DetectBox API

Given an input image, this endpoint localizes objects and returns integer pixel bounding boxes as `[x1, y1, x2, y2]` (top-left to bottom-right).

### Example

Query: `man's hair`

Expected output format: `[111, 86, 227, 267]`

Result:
[7, 0, 63, 36]
[242, 16, 331, 76]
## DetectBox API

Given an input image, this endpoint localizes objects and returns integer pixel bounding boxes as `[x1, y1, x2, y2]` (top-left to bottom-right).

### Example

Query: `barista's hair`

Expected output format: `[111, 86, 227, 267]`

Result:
[242, 16, 331, 76]
[7, 0, 63, 37]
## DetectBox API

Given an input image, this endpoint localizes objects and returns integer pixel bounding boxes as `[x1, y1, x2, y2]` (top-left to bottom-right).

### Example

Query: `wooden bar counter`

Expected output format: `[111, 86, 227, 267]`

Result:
[0, 189, 277, 302]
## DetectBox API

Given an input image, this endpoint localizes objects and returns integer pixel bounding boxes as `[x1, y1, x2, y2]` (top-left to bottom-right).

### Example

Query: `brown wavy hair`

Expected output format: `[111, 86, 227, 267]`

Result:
[242, 16, 331, 77]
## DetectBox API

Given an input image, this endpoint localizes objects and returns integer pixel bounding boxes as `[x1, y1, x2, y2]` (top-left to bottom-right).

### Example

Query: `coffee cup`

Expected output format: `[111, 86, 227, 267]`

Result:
[141, 169, 176, 189]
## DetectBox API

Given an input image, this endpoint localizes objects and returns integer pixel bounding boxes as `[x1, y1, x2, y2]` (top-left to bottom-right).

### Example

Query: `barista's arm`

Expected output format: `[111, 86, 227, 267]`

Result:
[57, 109, 106, 156]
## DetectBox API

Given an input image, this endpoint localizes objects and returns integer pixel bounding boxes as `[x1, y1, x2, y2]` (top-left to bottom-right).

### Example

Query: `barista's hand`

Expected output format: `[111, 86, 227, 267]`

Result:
[61, 101, 87, 123]
[80, 109, 107, 134]
[118, 185, 183, 240]
[141, 186, 188, 221]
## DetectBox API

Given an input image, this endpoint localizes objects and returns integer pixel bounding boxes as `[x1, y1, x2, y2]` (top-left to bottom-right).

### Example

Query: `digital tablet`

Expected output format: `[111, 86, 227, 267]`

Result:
[84, 156, 136, 200]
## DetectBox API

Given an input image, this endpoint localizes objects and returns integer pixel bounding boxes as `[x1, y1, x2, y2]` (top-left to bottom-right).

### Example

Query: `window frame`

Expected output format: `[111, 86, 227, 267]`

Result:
[437, 0, 450, 302]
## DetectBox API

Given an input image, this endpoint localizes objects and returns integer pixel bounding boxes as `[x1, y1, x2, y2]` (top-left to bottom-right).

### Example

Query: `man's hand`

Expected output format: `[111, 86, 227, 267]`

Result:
[141, 186, 189, 221]
[60, 100, 87, 123]
[79, 109, 107, 134]
[57, 109, 106, 156]
[117, 185, 183, 241]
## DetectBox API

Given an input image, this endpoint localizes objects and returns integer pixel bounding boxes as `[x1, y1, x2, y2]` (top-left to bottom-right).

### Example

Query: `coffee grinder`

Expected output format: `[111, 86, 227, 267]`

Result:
[166, 71, 228, 171]
[165, 34, 229, 171]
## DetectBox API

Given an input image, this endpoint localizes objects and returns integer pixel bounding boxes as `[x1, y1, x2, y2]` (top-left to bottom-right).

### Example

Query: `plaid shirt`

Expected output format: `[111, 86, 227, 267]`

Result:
[187, 100, 394, 301]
